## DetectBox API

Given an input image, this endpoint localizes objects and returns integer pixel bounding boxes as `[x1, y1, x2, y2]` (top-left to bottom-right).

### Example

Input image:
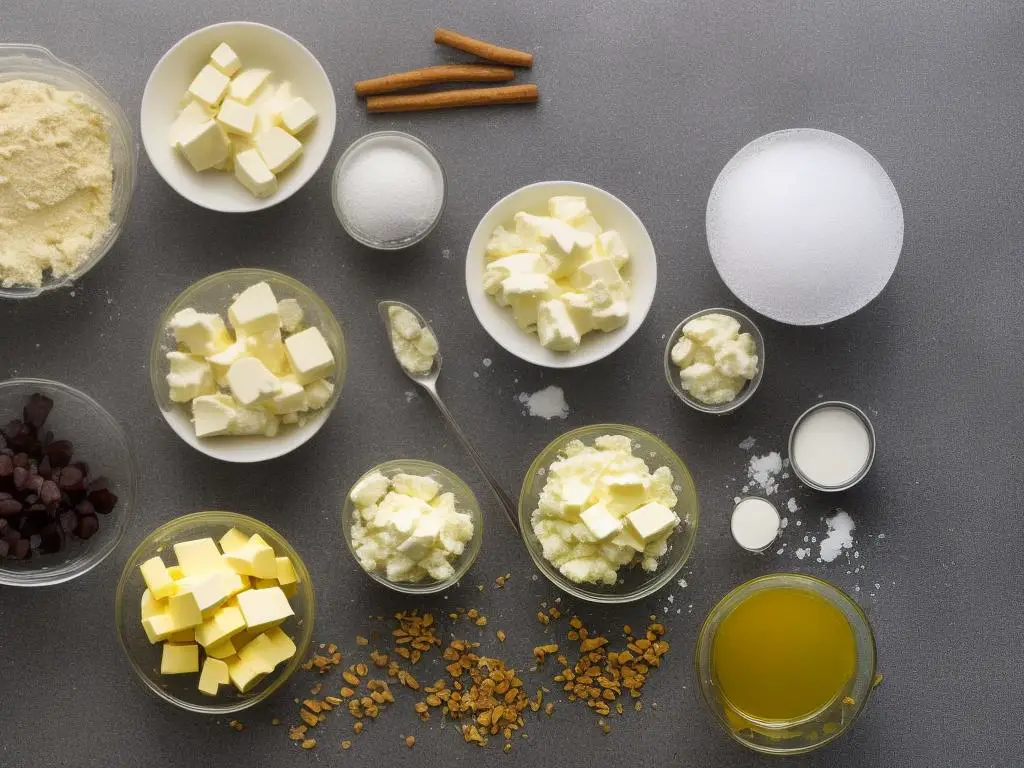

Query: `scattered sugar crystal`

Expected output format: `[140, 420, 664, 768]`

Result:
[819, 510, 856, 563]
[787, 497, 800, 513]
[739, 436, 756, 450]
[515, 386, 569, 420]
[746, 451, 783, 495]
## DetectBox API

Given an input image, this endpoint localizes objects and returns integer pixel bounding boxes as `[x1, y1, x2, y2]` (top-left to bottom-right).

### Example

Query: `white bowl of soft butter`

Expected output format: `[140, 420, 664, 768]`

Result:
[465, 181, 658, 369]
[141, 22, 336, 213]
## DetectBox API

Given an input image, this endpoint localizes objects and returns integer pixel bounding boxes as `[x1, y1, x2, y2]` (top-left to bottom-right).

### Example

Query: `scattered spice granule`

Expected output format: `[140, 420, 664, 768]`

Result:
[228, 720, 245, 732]
[300, 739, 316, 749]
[341, 740, 352, 750]
[353, 721, 364, 734]
[496, 630, 507, 642]
[405, 735, 416, 748]
[356, 635, 369, 646]
[544, 703, 554, 716]
[271, 718, 281, 726]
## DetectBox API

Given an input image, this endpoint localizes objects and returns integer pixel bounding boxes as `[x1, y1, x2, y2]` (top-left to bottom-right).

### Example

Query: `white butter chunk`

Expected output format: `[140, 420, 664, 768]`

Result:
[178, 119, 231, 172]
[169, 308, 232, 356]
[284, 327, 335, 385]
[280, 97, 317, 134]
[187, 65, 230, 108]
[233, 148, 277, 198]
[254, 127, 303, 174]
[166, 351, 216, 403]
[209, 43, 241, 76]
[226, 357, 281, 406]
[229, 68, 271, 103]
[537, 299, 582, 352]
[228, 281, 280, 334]
[216, 99, 257, 137]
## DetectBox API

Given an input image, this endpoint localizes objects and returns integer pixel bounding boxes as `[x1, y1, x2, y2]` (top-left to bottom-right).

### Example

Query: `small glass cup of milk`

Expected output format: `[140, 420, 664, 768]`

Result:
[788, 401, 876, 492]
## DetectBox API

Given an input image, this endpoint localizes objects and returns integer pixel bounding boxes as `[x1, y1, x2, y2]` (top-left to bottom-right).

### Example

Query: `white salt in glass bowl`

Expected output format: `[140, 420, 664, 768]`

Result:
[0, 44, 137, 299]
[465, 181, 657, 369]
[141, 22, 336, 213]
[148, 268, 346, 463]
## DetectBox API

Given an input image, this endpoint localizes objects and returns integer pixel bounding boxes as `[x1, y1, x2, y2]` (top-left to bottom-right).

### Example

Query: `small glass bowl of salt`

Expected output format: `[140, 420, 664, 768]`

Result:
[331, 131, 447, 250]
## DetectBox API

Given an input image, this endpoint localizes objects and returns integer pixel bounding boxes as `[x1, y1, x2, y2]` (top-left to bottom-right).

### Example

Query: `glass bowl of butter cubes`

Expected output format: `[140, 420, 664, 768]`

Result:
[341, 460, 483, 595]
[149, 268, 346, 463]
[518, 424, 699, 603]
[115, 511, 314, 714]
[663, 307, 765, 415]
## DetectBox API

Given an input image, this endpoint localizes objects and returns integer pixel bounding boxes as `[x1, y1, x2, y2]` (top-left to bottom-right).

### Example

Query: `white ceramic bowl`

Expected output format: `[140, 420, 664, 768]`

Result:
[141, 22, 336, 213]
[465, 181, 657, 369]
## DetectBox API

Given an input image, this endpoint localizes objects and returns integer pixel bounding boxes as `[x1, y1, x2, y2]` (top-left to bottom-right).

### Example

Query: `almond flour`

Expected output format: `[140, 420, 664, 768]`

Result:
[0, 79, 113, 288]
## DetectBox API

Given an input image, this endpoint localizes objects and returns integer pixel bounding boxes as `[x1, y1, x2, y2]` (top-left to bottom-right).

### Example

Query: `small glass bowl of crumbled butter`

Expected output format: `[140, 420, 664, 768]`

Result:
[663, 307, 765, 415]
[518, 424, 699, 604]
[341, 459, 483, 595]
[115, 511, 315, 714]
[148, 268, 346, 463]
[0, 44, 137, 299]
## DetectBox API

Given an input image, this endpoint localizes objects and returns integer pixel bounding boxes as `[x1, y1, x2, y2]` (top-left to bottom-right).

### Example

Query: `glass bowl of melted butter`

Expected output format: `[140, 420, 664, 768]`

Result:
[518, 424, 699, 604]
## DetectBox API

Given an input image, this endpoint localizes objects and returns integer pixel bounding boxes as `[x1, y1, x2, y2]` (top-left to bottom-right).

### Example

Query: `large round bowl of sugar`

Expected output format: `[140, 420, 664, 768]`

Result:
[706, 129, 904, 326]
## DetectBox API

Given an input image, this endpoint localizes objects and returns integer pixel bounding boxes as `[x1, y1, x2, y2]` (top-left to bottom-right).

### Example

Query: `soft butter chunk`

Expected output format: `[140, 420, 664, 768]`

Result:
[284, 327, 335, 385]
[244, 329, 288, 374]
[626, 502, 680, 542]
[166, 591, 203, 631]
[228, 281, 280, 334]
[597, 230, 630, 269]
[226, 357, 282, 406]
[169, 308, 232, 356]
[304, 379, 334, 410]
[198, 657, 231, 696]
[142, 613, 175, 644]
[275, 556, 297, 586]
[236, 586, 294, 632]
[350, 471, 391, 507]
[173, 537, 229, 577]
[161, 643, 200, 675]
[216, 98, 257, 137]
[229, 68, 271, 103]
[166, 351, 216, 403]
[548, 195, 590, 223]
[141, 589, 163, 620]
[537, 299, 582, 352]
[277, 299, 304, 332]
[269, 375, 307, 415]
[187, 64, 230, 108]
[580, 503, 622, 542]
[219, 527, 250, 554]
[140, 556, 177, 600]
[223, 534, 278, 579]
[178, 119, 231, 171]
[234, 148, 277, 198]
[170, 101, 213, 148]
[175, 571, 243, 614]
[391, 473, 440, 502]
[192, 394, 236, 437]
[195, 604, 247, 648]
[205, 637, 237, 659]
[209, 43, 241, 76]
[263, 626, 297, 666]
[280, 97, 317, 134]
[228, 655, 266, 693]
[255, 126, 303, 174]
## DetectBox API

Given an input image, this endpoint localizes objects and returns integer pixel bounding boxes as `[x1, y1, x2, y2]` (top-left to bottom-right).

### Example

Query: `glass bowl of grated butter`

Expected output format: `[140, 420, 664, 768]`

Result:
[0, 44, 137, 299]
[518, 424, 699, 603]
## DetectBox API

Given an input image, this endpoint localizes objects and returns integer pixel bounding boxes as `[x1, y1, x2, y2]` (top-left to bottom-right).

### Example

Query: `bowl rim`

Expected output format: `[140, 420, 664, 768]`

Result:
[0, 43, 138, 299]
[464, 180, 657, 369]
[663, 307, 766, 414]
[340, 459, 484, 595]
[140, 21, 337, 213]
[331, 130, 448, 250]
[114, 510, 316, 714]
[788, 401, 876, 491]
[694, 572, 878, 755]
[148, 267, 347, 464]
[517, 423, 699, 604]
[0, 377, 137, 586]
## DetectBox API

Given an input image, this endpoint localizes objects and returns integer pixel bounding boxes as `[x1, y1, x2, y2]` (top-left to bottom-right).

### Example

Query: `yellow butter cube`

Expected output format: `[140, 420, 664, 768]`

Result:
[166, 590, 203, 631]
[253, 578, 278, 589]
[168, 628, 196, 643]
[167, 565, 185, 580]
[228, 655, 266, 693]
[139, 556, 176, 600]
[176, 570, 247, 614]
[195, 605, 247, 648]
[263, 626, 297, 666]
[275, 556, 297, 586]
[141, 589, 163, 620]
[173, 538, 230, 577]
[223, 534, 277, 579]
[142, 613, 175, 644]
[236, 586, 293, 632]
[219, 528, 250, 554]
[161, 643, 199, 675]
[205, 637, 238, 659]
[198, 658, 231, 696]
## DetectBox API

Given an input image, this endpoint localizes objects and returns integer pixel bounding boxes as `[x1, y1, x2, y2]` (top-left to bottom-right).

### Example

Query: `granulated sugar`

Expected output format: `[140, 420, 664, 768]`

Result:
[744, 451, 784, 495]
[516, 386, 569, 420]
[819, 510, 856, 563]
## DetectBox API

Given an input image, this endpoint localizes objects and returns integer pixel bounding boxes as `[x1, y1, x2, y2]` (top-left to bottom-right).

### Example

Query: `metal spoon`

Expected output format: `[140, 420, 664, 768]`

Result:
[378, 300, 520, 533]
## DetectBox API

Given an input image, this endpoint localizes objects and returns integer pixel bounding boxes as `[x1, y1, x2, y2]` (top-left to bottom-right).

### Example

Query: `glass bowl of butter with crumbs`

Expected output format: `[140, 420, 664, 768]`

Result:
[518, 424, 699, 603]
[149, 268, 346, 463]
[115, 511, 315, 714]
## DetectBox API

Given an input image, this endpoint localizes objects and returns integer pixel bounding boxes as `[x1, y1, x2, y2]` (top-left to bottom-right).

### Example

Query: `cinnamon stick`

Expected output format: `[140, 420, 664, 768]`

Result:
[355, 64, 516, 97]
[434, 28, 534, 68]
[366, 83, 538, 113]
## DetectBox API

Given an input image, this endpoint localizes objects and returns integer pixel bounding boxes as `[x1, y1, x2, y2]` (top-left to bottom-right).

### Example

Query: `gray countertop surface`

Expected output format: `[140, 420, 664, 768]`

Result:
[2, 1, 1022, 766]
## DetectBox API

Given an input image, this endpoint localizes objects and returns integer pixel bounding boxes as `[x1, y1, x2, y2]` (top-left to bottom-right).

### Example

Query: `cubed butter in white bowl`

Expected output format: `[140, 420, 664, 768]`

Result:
[141, 22, 336, 213]
[465, 181, 657, 369]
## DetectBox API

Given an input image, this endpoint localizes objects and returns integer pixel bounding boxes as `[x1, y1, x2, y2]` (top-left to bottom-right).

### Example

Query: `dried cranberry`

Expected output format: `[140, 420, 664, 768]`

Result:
[12, 466, 29, 490]
[74, 514, 99, 540]
[12, 453, 29, 469]
[38, 523, 64, 554]
[39, 480, 61, 506]
[70, 460, 89, 477]
[88, 487, 118, 515]
[0, 454, 12, 478]
[74, 499, 96, 518]
[11, 538, 30, 559]
[58, 465, 84, 491]
[0, 498, 23, 517]
[45, 440, 73, 468]
[37, 456, 52, 479]
[22, 394, 53, 430]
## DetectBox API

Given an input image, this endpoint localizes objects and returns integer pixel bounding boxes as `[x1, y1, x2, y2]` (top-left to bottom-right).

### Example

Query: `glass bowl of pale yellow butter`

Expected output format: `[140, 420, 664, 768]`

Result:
[518, 424, 699, 603]
[149, 268, 346, 463]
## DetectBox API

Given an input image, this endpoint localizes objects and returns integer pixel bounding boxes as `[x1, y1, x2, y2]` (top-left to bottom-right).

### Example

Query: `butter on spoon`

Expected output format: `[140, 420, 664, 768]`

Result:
[378, 300, 519, 533]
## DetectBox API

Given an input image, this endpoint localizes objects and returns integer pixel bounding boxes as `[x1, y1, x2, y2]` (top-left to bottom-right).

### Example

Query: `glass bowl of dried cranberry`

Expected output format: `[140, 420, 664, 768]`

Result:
[0, 378, 136, 586]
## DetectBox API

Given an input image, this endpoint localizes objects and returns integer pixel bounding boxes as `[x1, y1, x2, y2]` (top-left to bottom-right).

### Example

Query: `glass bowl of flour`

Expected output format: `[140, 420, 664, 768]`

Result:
[0, 44, 137, 299]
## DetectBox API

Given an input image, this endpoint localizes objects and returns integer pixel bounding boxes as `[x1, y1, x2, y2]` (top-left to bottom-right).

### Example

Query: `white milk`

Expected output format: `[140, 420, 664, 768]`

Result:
[792, 406, 872, 488]
[731, 497, 781, 551]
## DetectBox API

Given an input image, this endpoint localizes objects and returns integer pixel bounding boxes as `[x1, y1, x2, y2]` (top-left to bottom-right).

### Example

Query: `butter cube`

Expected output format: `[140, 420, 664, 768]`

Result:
[205, 637, 237, 659]
[280, 97, 317, 134]
[223, 534, 277, 579]
[626, 502, 680, 542]
[244, 329, 288, 374]
[560, 478, 594, 514]
[233, 148, 277, 198]
[216, 98, 257, 136]
[226, 357, 282, 406]
[209, 42, 241, 76]
[254, 126, 303, 173]
[304, 379, 334, 410]
[166, 591, 203, 631]
[167, 565, 185, 581]
[142, 613, 175, 644]
[166, 351, 216, 403]
[284, 327, 335, 385]
[161, 643, 200, 675]
[207, 336, 248, 387]
[168, 628, 196, 643]
[350, 470, 391, 507]
[537, 299, 582, 352]
[277, 299, 304, 332]
[597, 230, 630, 269]
[269, 375, 307, 415]
[237, 633, 277, 674]
[571, 258, 627, 295]
[236, 586, 294, 632]
[141, 589, 163, 620]
[580, 503, 622, 542]
[229, 68, 271, 103]
[263, 626, 297, 666]
[192, 394, 236, 438]
[275, 556, 297, 586]
[396, 514, 443, 561]
[198, 657, 231, 696]
[219, 527, 250, 554]
[170, 100, 213, 148]
[187, 64, 230, 108]
[391, 473, 440, 503]
[178, 119, 231, 172]
[228, 655, 266, 693]
[548, 195, 590, 223]
[169, 308, 231, 356]
[176, 571, 243, 614]
[228, 282, 280, 334]
[195, 605, 247, 648]
[174, 537, 229, 577]
[140, 556, 176, 600]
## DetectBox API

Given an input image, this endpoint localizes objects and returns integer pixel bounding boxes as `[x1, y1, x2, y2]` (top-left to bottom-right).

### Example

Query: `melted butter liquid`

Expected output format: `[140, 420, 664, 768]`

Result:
[712, 587, 855, 725]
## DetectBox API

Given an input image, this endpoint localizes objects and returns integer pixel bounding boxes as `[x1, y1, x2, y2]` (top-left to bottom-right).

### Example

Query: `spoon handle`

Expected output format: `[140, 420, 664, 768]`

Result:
[423, 385, 521, 533]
